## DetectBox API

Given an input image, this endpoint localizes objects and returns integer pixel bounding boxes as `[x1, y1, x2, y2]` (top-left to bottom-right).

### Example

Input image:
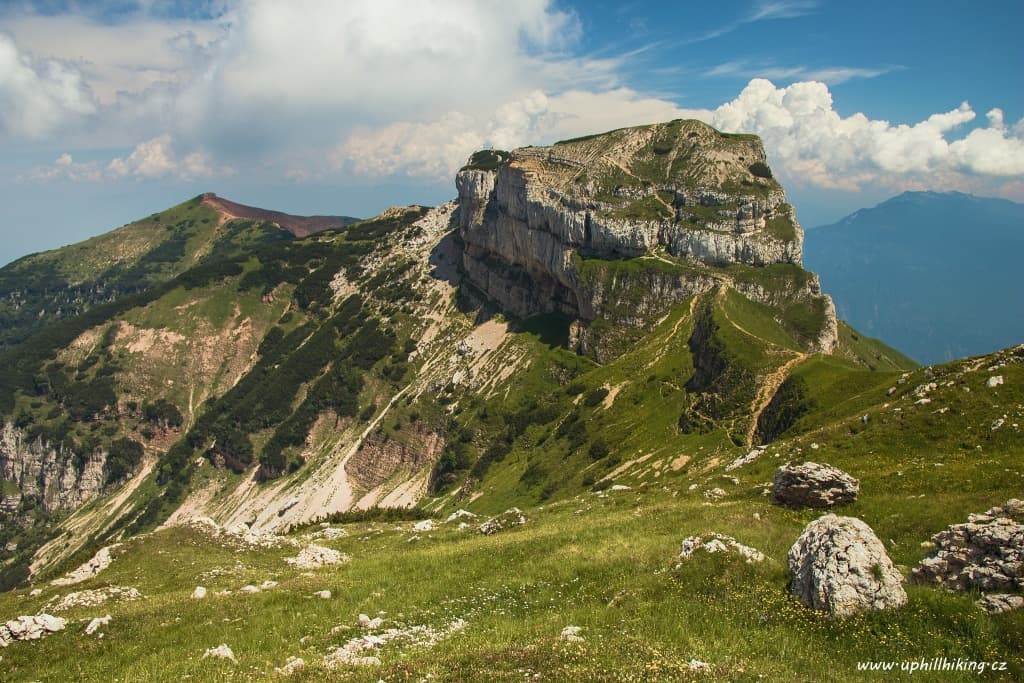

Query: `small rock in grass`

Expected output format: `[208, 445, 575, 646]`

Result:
[357, 613, 383, 629]
[203, 644, 236, 662]
[977, 594, 1023, 614]
[192, 586, 207, 599]
[559, 625, 584, 642]
[315, 590, 331, 600]
[84, 615, 111, 636]
[274, 656, 305, 674]
[703, 488, 726, 501]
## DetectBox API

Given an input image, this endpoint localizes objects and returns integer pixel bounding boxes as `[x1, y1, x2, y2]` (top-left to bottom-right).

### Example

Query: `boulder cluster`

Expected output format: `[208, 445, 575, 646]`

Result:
[479, 508, 526, 535]
[284, 544, 348, 569]
[679, 533, 765, 564]
[912, 500, 1023, 610]
[0, 614, 66, 647]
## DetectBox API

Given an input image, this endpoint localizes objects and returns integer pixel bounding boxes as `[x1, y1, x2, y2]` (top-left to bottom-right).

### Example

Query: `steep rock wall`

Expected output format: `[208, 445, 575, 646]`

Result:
[0, 423, 107, 514]
[456, 119, 834, 355]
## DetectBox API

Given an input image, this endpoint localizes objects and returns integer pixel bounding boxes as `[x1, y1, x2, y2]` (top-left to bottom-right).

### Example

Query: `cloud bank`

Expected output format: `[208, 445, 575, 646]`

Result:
[0, 33, 96, 137]
[5, 1, 1022, 198]
[707, 79, 1024, 190]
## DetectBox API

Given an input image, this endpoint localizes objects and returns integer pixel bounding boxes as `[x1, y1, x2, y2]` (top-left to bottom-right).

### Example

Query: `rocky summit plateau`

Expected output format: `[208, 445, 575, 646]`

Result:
[0, 120, 1021, 682]
[458, 120, 836, 360]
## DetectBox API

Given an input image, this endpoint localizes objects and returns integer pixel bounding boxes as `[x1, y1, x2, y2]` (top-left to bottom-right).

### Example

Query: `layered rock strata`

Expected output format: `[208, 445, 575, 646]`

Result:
[0, 422, 106, 514]
[456, 119, 837, 355]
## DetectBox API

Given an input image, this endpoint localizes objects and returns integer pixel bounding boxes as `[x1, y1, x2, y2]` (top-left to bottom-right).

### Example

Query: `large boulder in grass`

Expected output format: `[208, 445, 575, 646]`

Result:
[788, 514, 906, 617]
[772, 462, 859, 509]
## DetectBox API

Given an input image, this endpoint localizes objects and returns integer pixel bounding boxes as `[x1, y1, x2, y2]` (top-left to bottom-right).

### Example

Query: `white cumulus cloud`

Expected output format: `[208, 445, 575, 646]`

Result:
[332, 77, 1024, 195]
[335, 88, 702, 180]
[4, 3, 1022, 200]
[0, 33, 96, 138]
[706, 79, 1024, 190]
[107, 135, 233, 180]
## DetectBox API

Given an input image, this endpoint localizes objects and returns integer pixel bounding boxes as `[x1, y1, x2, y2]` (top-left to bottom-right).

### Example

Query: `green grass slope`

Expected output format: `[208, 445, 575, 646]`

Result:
[0, 193, 1018, 679]
[0, 194, 333, 348]
[2, 382, 1020, 683]
[0, 207, 431, 583]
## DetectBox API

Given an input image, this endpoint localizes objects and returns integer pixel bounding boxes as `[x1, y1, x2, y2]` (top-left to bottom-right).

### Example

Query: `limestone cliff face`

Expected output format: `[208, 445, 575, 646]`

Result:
[344, 425, 444, 492]
[0, 423, 106, 514]
[457, 119, 836, 355]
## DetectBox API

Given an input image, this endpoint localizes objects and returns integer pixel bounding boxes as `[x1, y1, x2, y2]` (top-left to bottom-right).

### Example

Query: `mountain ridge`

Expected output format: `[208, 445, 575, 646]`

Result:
[0, 121, 930, 588]
[1, 122, 1021, 682]
[0, 193, 359, 350]
[804, 190, 1024, 364]
[198, 192, 359, 238]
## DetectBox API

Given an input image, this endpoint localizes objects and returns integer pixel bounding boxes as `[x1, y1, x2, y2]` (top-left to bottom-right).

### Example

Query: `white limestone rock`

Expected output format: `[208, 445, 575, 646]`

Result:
[772, 462, 859, 509]
[84, 615, 110, 635]
[679, 533, 765, 563]
[912, 500, 1023, 592]
[52, 546, 115, 586]
[274, 656, 305, 674]
[446, 509, 477, 523]
[285, 544, 348, 569]
[479, 508, 527, 535]
[788, 515, 907, 616]
[560, 625, 584, 642]
[0, 614, 66, 647]
[358, 613, 383, 629]
[203, 644, 236, 662]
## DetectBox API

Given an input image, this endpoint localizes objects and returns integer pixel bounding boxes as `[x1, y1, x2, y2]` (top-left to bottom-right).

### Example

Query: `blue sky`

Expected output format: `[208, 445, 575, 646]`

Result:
[0, 0, 1022, 266]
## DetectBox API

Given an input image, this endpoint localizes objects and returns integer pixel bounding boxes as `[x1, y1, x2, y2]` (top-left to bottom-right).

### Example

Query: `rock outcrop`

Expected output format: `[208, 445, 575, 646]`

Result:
[51, 546, 115, 586]
[976, 594, 1023, 614]
[344, 425, 443, 492]
[48, 586, 141, 612]
[679, 533, 765, 563]
[788, 515, 907, 616]
[0, 614, 66, 647]
[284, 544, 348, 568]
[911, 500, 1023, 592]
[772, 462, 860, 509]
[0, 422, 107, 514]
[479, 508, 527, 535]
[456, 120, 838, 358]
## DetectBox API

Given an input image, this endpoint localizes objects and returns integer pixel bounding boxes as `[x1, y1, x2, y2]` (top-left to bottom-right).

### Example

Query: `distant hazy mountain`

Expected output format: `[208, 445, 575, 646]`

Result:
[804, 191, 1024, 364]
